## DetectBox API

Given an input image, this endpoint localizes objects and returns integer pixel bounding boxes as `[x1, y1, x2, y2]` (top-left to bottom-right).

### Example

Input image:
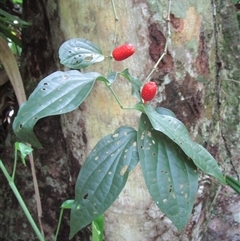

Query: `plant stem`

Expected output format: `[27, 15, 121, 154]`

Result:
[53, 208, 64, 241]
[0, 160, 45, 241]
[111, 0, 119, 41]
[108, 0, 119, 74]
[12, 144, 18, 182]
[143, 0, 172, 85]
[108, 85, 123, 108]
[107, 85, 144, 111]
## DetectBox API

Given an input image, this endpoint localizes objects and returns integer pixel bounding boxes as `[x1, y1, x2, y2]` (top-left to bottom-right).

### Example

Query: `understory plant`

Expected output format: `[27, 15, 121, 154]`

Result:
[11, 37, 239, 241]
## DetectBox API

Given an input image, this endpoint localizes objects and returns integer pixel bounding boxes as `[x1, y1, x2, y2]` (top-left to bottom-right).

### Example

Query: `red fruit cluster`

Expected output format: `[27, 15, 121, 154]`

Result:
[141, 81, 157, 103]
[112, 44, 135, 61]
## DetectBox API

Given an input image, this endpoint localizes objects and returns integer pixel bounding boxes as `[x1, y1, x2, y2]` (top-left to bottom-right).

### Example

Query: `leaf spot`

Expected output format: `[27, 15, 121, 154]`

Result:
[172, 193, 176, 199]
[120, 165, 128, 176]
[147, 131, 152, 137]
[152, 140, 155, 144]
[163, 199, 167, 203]
[132, 142, 136, 147]
[93, 211, 98, 215]
[43, 82, 48, 85]
[84, 56, 93, 62]
[124, 132, 128, 136]
[179, 184, 183, 189]
[152, 152, 157, 156]
[169, 185, 173, 193]
[108, 171, 112, 175]
[98, 169, 101, 172]
[19, 124, 23, 128]
[113, 133, 119, 138]
[41, 88, 47, 91]
[95, 156, 99, 161]
[76, 204, 81, 210]
[185, 194, 188, 199]
[83, 193, 89, 199]
[33, 117, 37, 120]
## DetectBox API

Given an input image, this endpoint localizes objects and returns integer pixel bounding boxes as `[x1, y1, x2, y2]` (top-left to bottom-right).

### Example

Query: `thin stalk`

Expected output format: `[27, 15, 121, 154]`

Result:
[108, 0, 119, 73]
[143, 0, 172, 84]
[108, 85, 123, 108]
[12, 144, 18, 182]
[0, 160, 45, 241]
[53, 208, 64, 241]
[107, 85, 142, 111]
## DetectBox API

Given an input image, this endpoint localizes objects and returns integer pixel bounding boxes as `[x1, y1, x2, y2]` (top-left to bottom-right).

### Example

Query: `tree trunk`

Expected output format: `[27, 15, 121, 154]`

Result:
[0, 0, 239, 241]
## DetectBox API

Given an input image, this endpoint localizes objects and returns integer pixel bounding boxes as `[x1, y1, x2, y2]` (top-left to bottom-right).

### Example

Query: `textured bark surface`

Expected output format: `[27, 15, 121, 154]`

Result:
[0, 0, 239, 241]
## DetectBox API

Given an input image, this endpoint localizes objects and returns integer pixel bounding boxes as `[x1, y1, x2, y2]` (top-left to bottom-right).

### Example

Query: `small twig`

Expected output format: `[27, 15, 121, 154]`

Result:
[143, 0, 172, 85]
[111, 0, 118, 44]
[108, 0, 119, 73]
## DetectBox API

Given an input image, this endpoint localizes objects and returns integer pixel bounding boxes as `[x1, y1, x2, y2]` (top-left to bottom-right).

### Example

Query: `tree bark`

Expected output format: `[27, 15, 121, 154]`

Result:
[0, 0, 239, 241]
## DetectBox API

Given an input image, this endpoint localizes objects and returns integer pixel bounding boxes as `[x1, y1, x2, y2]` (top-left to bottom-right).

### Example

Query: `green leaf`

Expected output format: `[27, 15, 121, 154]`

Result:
[143, 104, 226, 185]
[226, 175, 240, 194]
[15, 142, 33, 165]
[59, 38, 105, 69]
[119, 68, 142, 100]
[69, 126, 139, 239]
[96, 71, 118, 85]
[156, 107, 176, 118]
[0, 23, 22, 47]
[232, 0, 239, 4]
[60, 199, 74, 209]
[138, 114, 198, 230]
[0, 9, 31, 27]
[92, 215, 104, 241]
[13, 70, 100, 148]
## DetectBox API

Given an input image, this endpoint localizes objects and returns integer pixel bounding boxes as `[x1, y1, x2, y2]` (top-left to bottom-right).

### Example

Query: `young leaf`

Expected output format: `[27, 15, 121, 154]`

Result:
[69, 126, 139, 239]
[138, 113, 198, 230]
[143, 104, 226, 185]
[96, 72, 118, 85]
[15, 142, 33, 165]
[60, 199, 74, 209]
[13, 70, 100, 148]
[92, 215, 104, 241]
[120, 68, 142, 100]
[59, 38, 105, 69]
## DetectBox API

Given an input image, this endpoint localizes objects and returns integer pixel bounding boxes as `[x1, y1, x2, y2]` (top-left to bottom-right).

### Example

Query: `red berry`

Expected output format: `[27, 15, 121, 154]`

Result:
[112, 44, 135, 61]
[141, 82, 157, 103]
